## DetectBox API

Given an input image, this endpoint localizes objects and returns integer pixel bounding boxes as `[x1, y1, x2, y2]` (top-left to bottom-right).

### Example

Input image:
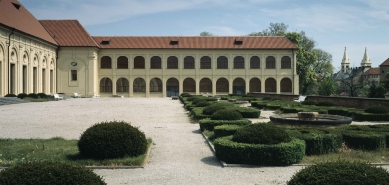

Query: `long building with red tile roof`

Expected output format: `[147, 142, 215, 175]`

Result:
[0, 0, 300, 97]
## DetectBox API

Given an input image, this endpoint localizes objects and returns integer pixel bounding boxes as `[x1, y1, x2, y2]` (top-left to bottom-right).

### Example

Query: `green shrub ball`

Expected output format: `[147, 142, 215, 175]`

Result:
[78, 121, 147, 159]
[0, 161, 106, 185]
[211, 109, 242, 120]
[288, 161, 389, 185]
[202, 103, 228, 115]
[233, 123, 290, 144]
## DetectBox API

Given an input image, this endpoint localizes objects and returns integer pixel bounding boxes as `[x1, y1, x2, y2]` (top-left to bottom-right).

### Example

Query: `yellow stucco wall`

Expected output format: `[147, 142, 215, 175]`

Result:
[0, 26, 57, 96]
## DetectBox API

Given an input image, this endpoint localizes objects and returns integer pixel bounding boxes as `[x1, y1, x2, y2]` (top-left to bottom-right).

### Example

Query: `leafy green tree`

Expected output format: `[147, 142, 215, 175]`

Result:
[368, 83, 386, 98]
[312, 49, 334, 82]
[248, 23, 288, 36]
[318, 77, 336, 96]
[199, 31, 214, 36]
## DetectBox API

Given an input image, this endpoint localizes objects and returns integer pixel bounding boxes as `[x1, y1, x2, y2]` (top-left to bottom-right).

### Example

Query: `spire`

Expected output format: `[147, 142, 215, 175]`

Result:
[341, 47, 350, 73]
[361, 47, 371, 67]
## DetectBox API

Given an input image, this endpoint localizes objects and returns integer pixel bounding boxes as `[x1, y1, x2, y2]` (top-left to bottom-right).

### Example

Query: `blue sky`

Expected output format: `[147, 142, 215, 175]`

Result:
[19, 0, 389, 69]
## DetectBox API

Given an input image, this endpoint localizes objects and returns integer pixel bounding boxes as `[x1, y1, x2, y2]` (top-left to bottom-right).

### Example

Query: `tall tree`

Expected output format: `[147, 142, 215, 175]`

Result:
[199, 31, 214, 36]
[248, 23, 288, 36]
[312, 49, 334, 82]
[318, 77, 336, 96]
[367, 83, 386, 98]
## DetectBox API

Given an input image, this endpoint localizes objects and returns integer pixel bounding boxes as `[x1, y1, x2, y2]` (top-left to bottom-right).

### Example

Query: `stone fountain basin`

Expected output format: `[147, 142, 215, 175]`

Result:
[270, 113, 352, 126]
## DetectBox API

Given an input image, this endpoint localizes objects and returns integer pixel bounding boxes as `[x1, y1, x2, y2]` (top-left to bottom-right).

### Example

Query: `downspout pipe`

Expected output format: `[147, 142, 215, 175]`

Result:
[7, 28, 15, 95]
[55, 45, 60, 94]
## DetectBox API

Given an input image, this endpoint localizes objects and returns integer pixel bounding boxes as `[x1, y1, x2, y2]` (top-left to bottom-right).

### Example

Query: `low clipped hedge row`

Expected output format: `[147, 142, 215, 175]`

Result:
[354, 112, 389, 121]
[213, 125, 242, 138]
[199, 118, 251, 131]
[214, 136, 305, 166]
[288, 131, 342, 155]
[228, 107, 260, 118]
[338, 125, 389, 148]
[342, 132, 386, 150]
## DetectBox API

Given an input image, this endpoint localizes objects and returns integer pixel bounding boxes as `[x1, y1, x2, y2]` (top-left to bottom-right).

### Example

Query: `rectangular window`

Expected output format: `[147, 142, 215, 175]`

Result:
[71, 70, 77, 81]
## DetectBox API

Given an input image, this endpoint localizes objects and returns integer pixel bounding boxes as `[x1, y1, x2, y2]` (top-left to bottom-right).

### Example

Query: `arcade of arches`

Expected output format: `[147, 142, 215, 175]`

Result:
[98, 76, 293, 97]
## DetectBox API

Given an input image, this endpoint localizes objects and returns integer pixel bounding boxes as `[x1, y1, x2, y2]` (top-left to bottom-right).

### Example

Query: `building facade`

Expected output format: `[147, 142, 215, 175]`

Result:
[0, 0, 299, 98]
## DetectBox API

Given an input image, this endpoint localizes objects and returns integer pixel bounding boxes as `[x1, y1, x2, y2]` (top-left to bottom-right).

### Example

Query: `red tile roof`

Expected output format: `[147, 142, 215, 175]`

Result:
[362, 67, 380, 75]
[39, 20, 98, 47]
[380, 58, 389, 66]
[92, 36, 298, 49]
[0, 0, 57, 45]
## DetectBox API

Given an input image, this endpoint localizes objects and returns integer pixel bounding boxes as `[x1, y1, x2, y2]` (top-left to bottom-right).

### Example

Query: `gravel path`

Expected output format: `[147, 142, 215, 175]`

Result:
[0, 98, 386, 185]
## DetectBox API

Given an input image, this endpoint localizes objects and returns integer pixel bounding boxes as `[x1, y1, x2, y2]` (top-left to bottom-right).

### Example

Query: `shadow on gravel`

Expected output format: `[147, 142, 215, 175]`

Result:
[201, 156, 222, 167]
[192, 129, 202, 134]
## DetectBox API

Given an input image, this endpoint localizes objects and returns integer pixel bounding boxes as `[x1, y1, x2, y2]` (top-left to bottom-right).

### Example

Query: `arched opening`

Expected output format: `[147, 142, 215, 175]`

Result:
[184, 56, 195, 69]
[150, 56, 161, 69]
[234, 56, 244, 69]
[200, 78, 212, 93]
[133, 78, 146, 92]
[101, 56, 112, 69]
[233, 78, 245, 95]
[266, 56, 276, 69]
[100, 78, 112, 92]
[116, 78, 129, 92]
[134, 56, 145, 69]
[281, 56, 291, 69]
[166, 78, 179, 97]
[117, 56, 128, 69]
[167, 56, 178, 69]
[183, 78, 195, 93]
[0, 46, 3, 95]
[217, 56, 228, 69]
[280, 78, 292, 93]
[150, 78, 162, 92]
[216, 78, 229, 93]
[250, 56, 260, 69]
[265, 78, 276, 93]
[249, 78, 261, 92]
[200, 56, 211, 69]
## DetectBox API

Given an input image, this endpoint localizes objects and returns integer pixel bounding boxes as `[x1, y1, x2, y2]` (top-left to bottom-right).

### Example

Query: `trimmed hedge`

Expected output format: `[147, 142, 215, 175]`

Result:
[342, 131, 386, 150]
[211, 109, 243, 120]
[302, 100, 315, 105]
[194, 101, 211, 107]
[214, 125, 242, 138]
[214, 136, 305, 165]
[288, 161, 389, 185]
[190, 107, 211, 120]
[28, 93, 38, 99]
[202, 103, 230, 115]
[199, 118, 251, 131]
[354, 112, 389, 121]
[4, 94, 16, 97]
[302, 133, 342, 155]
[365, 105, 389, 114]
[233, 123, 290, 145]
[0, 161, 106, 185]
[17, 93, 28, 99]
[228, 107, 261, 118]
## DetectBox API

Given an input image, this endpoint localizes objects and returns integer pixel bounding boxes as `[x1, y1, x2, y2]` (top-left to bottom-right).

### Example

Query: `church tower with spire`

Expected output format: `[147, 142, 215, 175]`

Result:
[360, 47, 372, 68]
[341, 47, 350, 73]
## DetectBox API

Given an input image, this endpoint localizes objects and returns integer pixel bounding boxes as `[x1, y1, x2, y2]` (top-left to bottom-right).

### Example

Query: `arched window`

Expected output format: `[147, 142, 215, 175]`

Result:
[200, 78, 212, 92]
[250, 56, 260, 69]
[249, 78, 261, 92]
[100, 78, 112, 92]
[183, 78, 196, 92]
[280, 78, 292, 93]
[265, 78, 276, 92]
[117, 56, 128, 69]
[216, 78, 229, 92]
[150, 78, 162, 92]
[134, 56, 145, 69]
[234, 56, 244, 69]
[184, 56, 195, 69]
[281, 56, 291, 69]
[116, 78, 129, 92]
[266, 56, 276, 69]
[150, 56, 161, 69]
[101, 56, 111, 69]
[167, 56, 178, 69]
[133, 78, 146, 92]
[217, 56, 228, 69]
[200, 56, 211, 69]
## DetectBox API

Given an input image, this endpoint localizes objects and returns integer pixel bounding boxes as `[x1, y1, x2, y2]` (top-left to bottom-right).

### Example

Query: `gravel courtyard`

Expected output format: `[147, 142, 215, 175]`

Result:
[0, 98, 385, 185]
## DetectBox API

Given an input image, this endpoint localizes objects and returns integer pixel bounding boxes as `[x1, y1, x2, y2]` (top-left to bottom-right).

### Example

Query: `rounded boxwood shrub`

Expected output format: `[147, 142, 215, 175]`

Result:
[211, 109, 242, 120]
[78, 120, 147, 159]
[17, 93, 28, 99]
[180, 93, 191, 97]
[233, 123, 290, 144]
[288, 161, 389, 185]
[37, 93, 47, 98]
[0, 161, 106, 185]
[28, 93, 38, 99]
[4, 94, 16, 97]
[315, 101, 335, 106]
[302, 100, 315, 105]
[202, 103, 229, 115]
[192, 98, 207, 105]
[194, 100, 211, 107]
[365, 105, 389, 114]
